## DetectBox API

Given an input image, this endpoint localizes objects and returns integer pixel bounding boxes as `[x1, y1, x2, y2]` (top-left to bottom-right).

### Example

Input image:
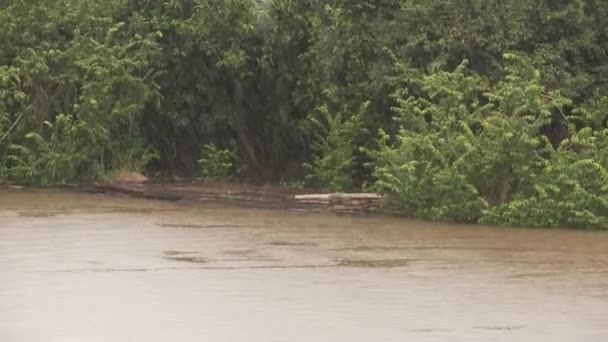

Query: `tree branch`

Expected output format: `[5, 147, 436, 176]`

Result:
[0, 113, 24, 142]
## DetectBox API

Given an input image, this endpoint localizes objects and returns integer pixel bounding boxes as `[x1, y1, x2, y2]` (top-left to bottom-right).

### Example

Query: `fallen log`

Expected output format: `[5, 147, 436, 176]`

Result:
[294, 193, 384, 213]
[294, 193, 383, 200]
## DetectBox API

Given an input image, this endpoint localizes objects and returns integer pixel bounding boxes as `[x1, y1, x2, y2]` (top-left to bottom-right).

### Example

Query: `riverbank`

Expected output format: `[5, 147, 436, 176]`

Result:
[90, 181, 384, 214]
[1, 180, 383, 214]
[3, 181, 606, 229]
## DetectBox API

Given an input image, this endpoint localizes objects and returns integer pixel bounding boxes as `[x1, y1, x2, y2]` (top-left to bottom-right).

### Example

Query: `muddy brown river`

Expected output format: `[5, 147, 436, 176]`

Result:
[1, 190, 607, 341]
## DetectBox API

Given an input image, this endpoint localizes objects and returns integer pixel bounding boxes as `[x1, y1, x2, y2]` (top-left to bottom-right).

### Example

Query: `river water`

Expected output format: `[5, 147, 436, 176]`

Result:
[1, 190, 607, 342]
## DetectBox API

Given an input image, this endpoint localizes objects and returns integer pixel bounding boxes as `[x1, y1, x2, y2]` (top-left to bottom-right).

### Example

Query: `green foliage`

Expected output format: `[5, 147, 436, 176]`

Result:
[279, 178, 305, 190]
[371, 128, 489, 222]
[1, 0, 608, 228]
[8, 114, 96, 184]
[486, 128, 608, 229]
[304, 103, 368, 192]
[372, 55, 608, 228]
[0, 0, 161, 184]
[198, 144, 235, 181]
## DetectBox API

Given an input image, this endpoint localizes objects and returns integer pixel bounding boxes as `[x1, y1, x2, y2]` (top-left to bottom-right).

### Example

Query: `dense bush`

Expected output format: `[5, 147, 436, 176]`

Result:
[373, 57, 608, 229]
[198, 144, 235, 181]
[1, 0, 607, 228]
[304, 103, 368, 191]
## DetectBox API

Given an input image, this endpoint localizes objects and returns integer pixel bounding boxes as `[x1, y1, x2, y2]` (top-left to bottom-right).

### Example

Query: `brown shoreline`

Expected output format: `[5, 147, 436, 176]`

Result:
[29, 180, 385, 214]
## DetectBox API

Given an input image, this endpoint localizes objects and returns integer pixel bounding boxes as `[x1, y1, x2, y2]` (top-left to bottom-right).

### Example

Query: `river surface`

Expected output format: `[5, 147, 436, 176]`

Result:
[1, 190, 608, 342]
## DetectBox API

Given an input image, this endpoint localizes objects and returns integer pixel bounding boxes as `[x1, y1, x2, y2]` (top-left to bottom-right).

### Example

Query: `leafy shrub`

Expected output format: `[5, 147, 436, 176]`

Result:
[8, 114, 97, 185]
[372, 127, 489, 222]
[109, 143, 159, 176]
[371, 56, 608, 228]
[198, 144, 235, 181]
[372, 61, 491, 222]
[485, 128, 608, 229]
[304, 103, 368, 192]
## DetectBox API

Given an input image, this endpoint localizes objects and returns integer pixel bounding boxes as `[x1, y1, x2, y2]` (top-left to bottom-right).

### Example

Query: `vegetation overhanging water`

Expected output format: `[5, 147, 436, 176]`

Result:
[1, 1, 607, 229]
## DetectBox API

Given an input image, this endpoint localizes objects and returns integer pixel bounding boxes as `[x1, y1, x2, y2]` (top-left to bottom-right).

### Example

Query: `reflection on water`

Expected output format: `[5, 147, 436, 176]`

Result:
[1, 190, 608, 342]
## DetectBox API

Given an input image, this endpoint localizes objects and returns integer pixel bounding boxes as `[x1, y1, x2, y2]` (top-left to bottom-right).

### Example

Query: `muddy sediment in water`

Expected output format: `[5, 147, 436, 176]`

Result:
[1, 190, 608, 341]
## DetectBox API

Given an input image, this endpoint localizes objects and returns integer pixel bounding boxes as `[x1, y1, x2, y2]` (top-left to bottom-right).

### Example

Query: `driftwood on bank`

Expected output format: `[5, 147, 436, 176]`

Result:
[88, 181, 384, 213]
[294, 193, 384, 213]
